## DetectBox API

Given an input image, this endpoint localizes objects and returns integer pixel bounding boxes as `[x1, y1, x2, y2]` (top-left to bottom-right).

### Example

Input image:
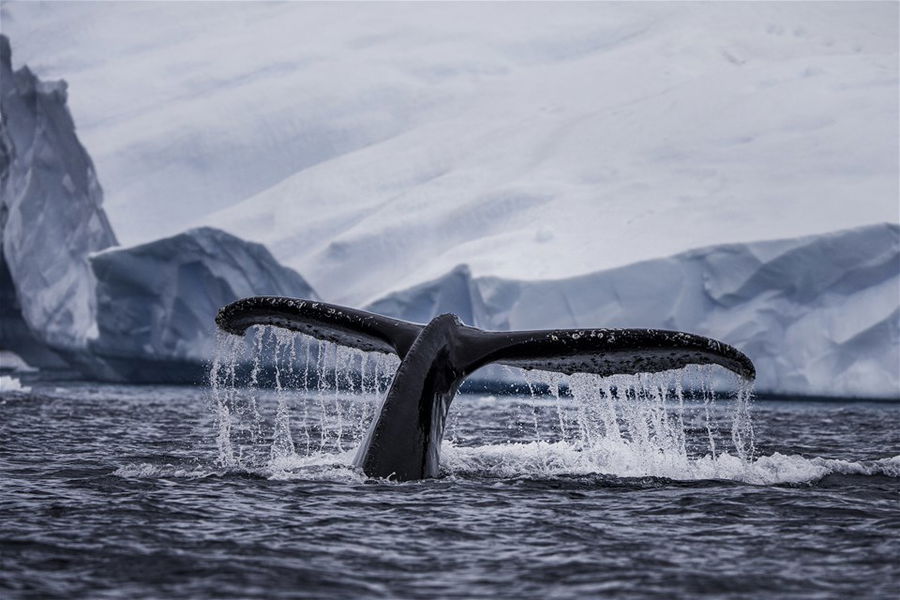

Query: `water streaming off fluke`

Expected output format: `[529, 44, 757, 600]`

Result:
[210, 325, 756, 481]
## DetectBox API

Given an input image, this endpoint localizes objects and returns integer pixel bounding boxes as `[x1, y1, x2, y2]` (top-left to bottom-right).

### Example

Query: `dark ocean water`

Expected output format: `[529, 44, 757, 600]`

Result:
[1, 380, 898, 599]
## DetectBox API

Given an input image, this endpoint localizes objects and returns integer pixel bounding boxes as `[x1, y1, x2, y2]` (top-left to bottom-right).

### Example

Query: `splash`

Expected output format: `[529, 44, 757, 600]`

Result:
[209, 327, 767, 482]
[0, 375, 30, 393]
[439, 444, 900, 485]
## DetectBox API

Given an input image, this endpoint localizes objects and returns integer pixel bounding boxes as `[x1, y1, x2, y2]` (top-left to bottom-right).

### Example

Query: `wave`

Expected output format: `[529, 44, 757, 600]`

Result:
[113, 443, 899, 485]
[112, 463, 224, 479]
[441, 441, 900, 484]
[112, 448, 365, 482]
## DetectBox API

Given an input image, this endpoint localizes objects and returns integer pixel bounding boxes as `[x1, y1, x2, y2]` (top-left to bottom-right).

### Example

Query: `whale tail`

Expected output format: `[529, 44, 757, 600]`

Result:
[216, 296, 755, 379]
[216, 296, 755, 480]
[216, 296, 422, 357]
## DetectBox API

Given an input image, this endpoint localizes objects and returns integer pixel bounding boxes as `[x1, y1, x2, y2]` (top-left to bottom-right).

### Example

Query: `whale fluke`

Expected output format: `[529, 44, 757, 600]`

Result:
[467, 328, 755, 381]
[216, 296, 421, 356]
[216, 296, 755, 481]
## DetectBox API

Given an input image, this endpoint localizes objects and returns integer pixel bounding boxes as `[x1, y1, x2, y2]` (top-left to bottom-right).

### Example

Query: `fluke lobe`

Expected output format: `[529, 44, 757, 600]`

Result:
[216, 296, 755, 481]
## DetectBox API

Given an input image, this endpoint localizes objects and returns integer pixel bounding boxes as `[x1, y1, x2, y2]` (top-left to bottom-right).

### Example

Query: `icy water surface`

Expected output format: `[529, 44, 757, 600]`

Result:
[1, 377, 898, 599]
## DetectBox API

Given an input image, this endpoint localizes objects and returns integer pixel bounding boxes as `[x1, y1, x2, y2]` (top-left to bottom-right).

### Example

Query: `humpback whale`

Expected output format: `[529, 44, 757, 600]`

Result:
[216, 296, 755, 481]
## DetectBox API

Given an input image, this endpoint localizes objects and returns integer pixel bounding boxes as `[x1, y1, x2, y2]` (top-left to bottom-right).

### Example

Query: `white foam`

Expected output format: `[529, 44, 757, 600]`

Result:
[440, 442, 900, 485]
[113, 448, 900, 485]
[808, 454, 900, 478]
[113, 463, 221, 479]
[266, 449, 365, 483]
[0, 375, 30, 393]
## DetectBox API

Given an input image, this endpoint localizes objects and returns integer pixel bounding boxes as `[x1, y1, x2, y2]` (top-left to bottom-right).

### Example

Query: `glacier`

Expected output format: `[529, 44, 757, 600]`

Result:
[367, 224, 900, 399]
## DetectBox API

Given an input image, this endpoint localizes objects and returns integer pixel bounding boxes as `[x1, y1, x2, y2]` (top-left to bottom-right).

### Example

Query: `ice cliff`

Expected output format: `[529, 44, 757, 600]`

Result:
[367, 224, 900, 399]
[0, 36, 317, 381]
[84, 228, 317, 382]
[0, 35, 117, 367]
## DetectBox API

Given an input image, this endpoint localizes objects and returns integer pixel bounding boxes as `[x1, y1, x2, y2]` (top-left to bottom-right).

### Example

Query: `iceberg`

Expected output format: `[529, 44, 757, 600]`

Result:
[83, 227, 317, 382]
[367, 224, 900, 399]
[0, 253, 69, 369]
[0, 350, 36, 373]
[0, 37, 318, 382]
[0, 35, 117, 366]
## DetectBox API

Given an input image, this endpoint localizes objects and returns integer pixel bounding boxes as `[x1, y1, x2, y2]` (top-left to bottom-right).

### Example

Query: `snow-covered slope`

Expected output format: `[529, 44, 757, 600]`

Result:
[4, 3, 896, 306]
[0, 35, 117, 359]
[368, 223, 900, 398]
[84, 227, 317, 382]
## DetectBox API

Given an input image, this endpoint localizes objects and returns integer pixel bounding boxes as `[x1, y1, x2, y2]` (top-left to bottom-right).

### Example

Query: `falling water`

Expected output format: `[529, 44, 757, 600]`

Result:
[210, 327, 755, 477]
[210, 326, 399, 470]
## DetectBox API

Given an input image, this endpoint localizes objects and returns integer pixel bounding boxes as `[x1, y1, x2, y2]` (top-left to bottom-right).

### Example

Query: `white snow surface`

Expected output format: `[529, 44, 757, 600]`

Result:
[369, 223, 900, 399]
[4, 3, 897, 306]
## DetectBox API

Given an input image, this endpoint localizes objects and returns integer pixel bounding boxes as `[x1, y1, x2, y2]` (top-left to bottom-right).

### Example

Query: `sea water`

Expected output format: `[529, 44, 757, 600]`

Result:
[1, 328, 897, 598]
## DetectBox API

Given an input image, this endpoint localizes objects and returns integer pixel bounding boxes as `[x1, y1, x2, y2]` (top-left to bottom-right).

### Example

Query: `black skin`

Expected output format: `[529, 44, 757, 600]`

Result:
[216, 296, 755, 481]
[358, 314, 463, 480]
